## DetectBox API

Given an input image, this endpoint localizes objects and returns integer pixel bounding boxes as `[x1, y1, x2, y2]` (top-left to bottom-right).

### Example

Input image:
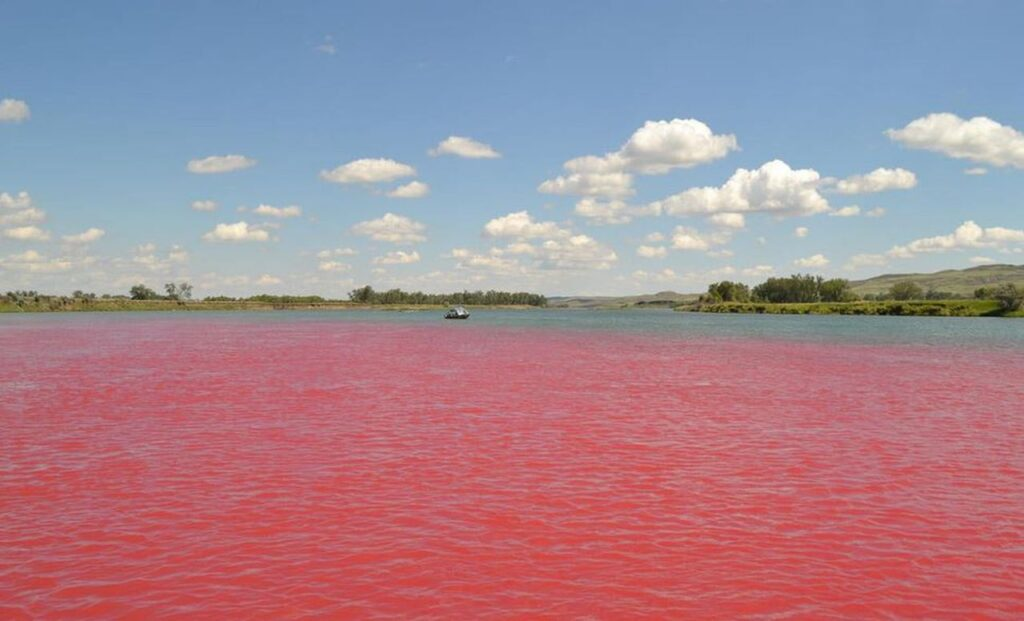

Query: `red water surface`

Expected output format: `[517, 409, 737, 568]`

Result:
[2, 318, 1023, 619]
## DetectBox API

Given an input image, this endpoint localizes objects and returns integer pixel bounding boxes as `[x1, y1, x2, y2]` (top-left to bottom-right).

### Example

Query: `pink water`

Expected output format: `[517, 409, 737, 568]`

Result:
[2, 317, 1023, 619]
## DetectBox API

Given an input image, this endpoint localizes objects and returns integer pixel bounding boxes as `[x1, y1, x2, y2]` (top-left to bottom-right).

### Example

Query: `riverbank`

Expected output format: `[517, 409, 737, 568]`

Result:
[0, 299, 541, 313]
[677, 299, 1024, 317]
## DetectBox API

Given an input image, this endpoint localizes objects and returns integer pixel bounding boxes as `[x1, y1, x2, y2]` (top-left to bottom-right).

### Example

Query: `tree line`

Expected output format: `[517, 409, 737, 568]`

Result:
[701, 274, 1022, 311]
[347, 286, 547, 306]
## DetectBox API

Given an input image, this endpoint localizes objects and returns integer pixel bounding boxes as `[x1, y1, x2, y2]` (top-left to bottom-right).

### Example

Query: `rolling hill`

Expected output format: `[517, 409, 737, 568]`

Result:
[849, 264, 1024, 296]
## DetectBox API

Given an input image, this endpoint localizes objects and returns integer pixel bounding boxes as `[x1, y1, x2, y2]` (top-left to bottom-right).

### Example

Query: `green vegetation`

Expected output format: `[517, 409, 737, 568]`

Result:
[682, 273, 1023, 317]
[347, 286, 546, 307]
[1, 284, 547, 313]
[683, 299, 1019, 317]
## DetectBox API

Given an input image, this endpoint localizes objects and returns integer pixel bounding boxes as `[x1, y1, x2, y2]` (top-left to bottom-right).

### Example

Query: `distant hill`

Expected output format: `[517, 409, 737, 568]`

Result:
[548, 290, 699, 309]
[850, 264, 1024, 296]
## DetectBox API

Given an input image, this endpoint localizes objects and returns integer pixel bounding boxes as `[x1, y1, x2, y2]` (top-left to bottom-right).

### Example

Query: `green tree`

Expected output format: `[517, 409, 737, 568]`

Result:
[130, 284, 158, 300]
[819, 278, 857, 302]
[994, 284, 1023, 312]
[888, 280, 924, 301]
[705, 281, 751, 303]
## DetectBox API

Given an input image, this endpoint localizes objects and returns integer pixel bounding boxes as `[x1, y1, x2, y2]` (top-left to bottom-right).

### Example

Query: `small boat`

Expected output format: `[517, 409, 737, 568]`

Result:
[444, 305, 470, 320]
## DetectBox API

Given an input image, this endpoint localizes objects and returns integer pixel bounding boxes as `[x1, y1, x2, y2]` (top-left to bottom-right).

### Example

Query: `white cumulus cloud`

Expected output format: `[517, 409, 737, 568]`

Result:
[252, 204, 302, 218]
[320, 158, 416, 184]
[257, 274, 283, 285]
[964, 167, 988, 176]
[191, 200, 218, 212]
[387, 180, 430, 199]
[187, 154, 256, 174]
[886, 113, 1024, 169]
[887, 220, 1024, 258]
[429, 136, 501, 159]
[0, 99, 30, 123]
[317, 247, 358, 258]
[794, 254, 829, 268]
[538, 118, 737, 201]
[829, 205, 861, 217]
[651, 160, 830, 218]
[373, 250, 421, 265]
[636, 245, 667, 258]
[351, 213, 426, 244]
[794, 226, 809, 238]
[318, 261, 351, 272]
[62, 228, 105, 243]
[3, 225, 50, 241]
[202, 221, 270, 242]
[834, 167, 917, 194]
[483, 211, 569, 239]
[671, 226, 730, 251]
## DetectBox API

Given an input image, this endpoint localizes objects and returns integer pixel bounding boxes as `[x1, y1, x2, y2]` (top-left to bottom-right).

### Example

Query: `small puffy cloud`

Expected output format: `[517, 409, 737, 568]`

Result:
[373, 250, 421, 265]
[652, 160, 830, 218]
[671, 226, 730, 251]
[537, 234, 617, 270]
[450, 248, 523, 274]
[887, 220, 1024, 258]
[387, 181, 430, 199]
[538, 172, 635, 199]
[833, 167, 917, 194]
[794, 253, 829, 268]
[845, 253, 888, 270]
[0, 99, 30, 123]
[187, 154, 256, 174]
[0, 250, 74, 273]
[257, 274, 283, 285]
[129, 244, 189, 271]
[964, 167, 988, 176]
[0, 207, 45, 226]
[318, 261, 350, 272]
[315, 35, 336, 55]
[483, 211, 568, 239]
[709, 212, 745, 229]
[202, 221, 270, 242]
[645, 232, 665, 243]
[62, 227, 105, 243]
[429, 136, 501, 159]
[969, 256, 995, 264]
[615, 118, 738, 174]
[829, 205, 861, 217]
[252, 204, 302, 218]
[351, 212, 426, 244]
[191, 200, 218, 212]
[886, 113, 1024, 169]
[317, 247, 358, 258]
[866, 207, 886, 218]
[636, 245, 667, 258]
[0, 191, 33, 210]
[794, 226, 809, 238]
[3, 225, 50, 241]
[320, 158, 416, 184]
[573, 198, 659, 225]
[742, 265, 775, 277]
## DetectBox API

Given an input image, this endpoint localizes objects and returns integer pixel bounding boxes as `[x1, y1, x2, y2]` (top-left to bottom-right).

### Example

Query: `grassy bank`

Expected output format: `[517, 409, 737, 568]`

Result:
[0, 299, 539, 313]
[678, 299, 1023, 317]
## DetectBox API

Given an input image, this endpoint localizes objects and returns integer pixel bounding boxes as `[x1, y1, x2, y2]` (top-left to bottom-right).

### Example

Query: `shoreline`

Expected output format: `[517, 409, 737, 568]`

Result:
[677, 299, 1024, 318]
[0, 300, 543, 314]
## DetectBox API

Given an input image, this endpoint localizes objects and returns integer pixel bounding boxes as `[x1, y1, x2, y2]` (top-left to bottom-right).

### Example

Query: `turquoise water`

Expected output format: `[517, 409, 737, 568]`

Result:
[2, 308, 1022, 347]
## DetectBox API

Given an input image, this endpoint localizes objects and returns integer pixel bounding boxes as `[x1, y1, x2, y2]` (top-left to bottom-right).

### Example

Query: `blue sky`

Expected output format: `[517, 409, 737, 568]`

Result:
[2, 0, 1022, 296]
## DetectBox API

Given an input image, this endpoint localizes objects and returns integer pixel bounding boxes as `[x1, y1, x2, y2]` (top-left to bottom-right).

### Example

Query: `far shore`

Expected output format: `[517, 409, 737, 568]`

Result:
[0, 299, 542, 314]
[677, 299, 1024, 318]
